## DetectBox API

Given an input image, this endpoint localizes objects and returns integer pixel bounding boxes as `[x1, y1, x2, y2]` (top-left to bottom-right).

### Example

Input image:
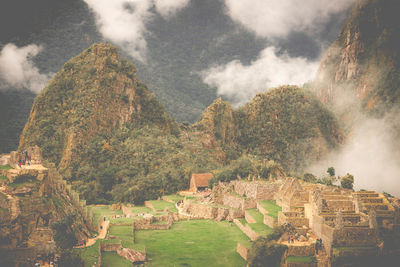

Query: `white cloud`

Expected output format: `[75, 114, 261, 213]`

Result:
[308, 114, 400, 197]
[84, 0, 190, 60]
[0, 43, 51, 93]
[154, 0, 190, 17]
[223, 0, 354, 38]
[202, 46, 319, 106]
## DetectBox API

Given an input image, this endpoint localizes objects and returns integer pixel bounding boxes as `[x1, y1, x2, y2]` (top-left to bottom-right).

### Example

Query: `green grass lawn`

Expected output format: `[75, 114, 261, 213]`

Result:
[245, 209, 273, 236]
[286, 256, 317, 263]
[0, 165, 12, 170]
[128, 205, 153, 214]
[90, 205, 123, 224]
[147, 200, 178, 212]
[110, 217, 135, 224]
[108, 225, 135, 248]
[75, 240, 100, 267]
[135, 220, 250, 267]
[102, 251, 132, 267]
[163, 194, 184, 203]
[259, 200, 281, 218]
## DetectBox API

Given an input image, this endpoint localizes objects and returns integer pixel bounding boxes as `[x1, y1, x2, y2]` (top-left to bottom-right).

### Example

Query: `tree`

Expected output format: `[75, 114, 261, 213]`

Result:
[247, 226, 288, 267]
[58, 251, 84, 267]
[51, 213, 78, 249]
[340, 174, 354, 189]
[327, 167, 335, 177]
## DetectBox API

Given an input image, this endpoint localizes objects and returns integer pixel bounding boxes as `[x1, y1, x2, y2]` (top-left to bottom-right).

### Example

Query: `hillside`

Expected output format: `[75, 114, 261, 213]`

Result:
[314, 0, 400, 115]
[18, 43, 222, 204]
[194, 86, 343, 172]
[19, 43, 178, 172]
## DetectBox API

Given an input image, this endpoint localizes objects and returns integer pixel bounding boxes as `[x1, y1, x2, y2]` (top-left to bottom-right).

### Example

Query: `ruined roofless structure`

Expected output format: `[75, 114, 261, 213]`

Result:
[189, 173, 213, 192]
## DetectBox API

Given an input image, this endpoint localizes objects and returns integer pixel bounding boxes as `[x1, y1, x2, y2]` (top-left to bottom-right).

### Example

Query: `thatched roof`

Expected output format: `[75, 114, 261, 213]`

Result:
[191, 173, 213, 187]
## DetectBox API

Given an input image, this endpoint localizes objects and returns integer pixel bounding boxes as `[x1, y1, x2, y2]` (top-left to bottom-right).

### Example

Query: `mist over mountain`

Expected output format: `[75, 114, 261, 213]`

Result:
[0, 0, 350, 153]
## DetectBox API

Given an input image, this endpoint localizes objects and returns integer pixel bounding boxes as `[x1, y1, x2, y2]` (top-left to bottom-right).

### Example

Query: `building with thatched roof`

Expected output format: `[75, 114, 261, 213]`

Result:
[189, 173, 213, 192]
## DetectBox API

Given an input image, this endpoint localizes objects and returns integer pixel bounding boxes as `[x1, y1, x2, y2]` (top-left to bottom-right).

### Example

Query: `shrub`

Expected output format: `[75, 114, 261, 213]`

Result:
[12, 174, 37, 184]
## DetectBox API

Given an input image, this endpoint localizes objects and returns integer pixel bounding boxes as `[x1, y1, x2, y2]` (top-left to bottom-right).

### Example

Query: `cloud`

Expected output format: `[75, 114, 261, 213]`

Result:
[308, 112, 400, 197]
[0, 43, 51, 93]
[201, 46, 319, 106]
[84, 0, 190, 61]
[222, 0, 354, 39]
[154, 0, 190, 17]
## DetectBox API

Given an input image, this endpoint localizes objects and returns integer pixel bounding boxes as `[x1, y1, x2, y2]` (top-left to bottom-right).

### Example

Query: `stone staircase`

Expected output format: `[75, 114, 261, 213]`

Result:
[315, 244, 329, 267]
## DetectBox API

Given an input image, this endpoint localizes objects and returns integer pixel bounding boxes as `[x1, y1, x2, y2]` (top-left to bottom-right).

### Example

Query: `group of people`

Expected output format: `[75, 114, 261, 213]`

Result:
[287, 234, 296, 243]
[18, 151, 31, 167]
[315, 238, 323, 254]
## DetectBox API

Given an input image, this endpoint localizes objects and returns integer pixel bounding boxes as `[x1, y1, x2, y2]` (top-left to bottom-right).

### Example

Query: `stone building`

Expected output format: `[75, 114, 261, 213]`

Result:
[189, 173, 213, 192]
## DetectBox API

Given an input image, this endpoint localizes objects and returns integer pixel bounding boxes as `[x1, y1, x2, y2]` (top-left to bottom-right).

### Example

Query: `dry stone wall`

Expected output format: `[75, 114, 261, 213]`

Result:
[236, 243, 249, 260]
[233, 181, 280, 200]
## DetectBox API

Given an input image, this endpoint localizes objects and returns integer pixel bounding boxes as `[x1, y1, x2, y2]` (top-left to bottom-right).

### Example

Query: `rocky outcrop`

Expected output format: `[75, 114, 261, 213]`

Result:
[193, 97, 236, 146]
[314, 0, 400, 113]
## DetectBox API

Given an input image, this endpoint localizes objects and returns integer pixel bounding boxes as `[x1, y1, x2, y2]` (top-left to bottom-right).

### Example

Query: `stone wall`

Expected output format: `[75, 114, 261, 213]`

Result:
[245, 211, 256, 223]
[278, 212, 309, 228]
[233, 219, 259, 241]
[236, 242, 249, 261]
[101, 243, 123, 252]
[232, 180, 280, 200]
[264, 215, 277, 228]
[182, 199, 243, 220]
[287, 244, 315, 256]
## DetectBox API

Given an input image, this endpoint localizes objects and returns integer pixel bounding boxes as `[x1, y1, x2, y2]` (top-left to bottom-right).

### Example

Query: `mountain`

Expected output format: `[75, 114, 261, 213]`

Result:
[18, 43, 223, 204]
[314, 0, 400, 115]
[19, 43, 178, 172]
[194, 86, 343, 172]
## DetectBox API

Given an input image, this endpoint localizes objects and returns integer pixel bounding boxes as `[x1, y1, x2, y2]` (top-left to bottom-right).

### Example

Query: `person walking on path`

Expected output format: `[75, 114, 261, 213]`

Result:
[315, 239, 320, 255]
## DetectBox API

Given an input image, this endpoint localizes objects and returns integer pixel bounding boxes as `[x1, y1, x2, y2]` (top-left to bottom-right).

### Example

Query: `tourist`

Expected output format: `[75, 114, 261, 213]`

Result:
[288, 235, 290, 243]
[315, 239, 319, 254]
[319, 238, 323, 250]
[18, 159, 22, 168]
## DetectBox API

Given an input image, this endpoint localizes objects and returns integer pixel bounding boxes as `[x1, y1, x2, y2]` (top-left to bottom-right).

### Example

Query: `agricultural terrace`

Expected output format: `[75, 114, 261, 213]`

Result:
[135, 220, 251, 267]
[245, 209, 273, 236]
[258, 200, 281, 218]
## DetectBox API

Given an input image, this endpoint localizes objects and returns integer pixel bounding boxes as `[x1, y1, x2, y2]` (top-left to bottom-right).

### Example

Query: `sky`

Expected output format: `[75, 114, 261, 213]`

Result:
[0, 0, 354, 103]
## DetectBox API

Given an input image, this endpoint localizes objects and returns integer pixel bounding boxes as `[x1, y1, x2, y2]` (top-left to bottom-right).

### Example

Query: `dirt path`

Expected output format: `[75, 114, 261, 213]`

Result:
[75, 219, 109, 248]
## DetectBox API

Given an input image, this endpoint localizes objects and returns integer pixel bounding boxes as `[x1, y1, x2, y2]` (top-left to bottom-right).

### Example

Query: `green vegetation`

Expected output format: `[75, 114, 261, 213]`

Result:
[259, 200, 281, 219]
[101, 252, 131, 267]
[286, 256, 317, 263]
[108, 225, 134, 248]
[340, 174, 354, 190]
[0, 165, 12, 170]
[89, 205, 123, 225]
[147, 200, 177, 212]
[135, 220, 249, 267]
[209, 155, 285, 187]
[51, 213, 79, 249]
[163, 194, 184, 203]
[75, 240, 100, 267]
[247, 226, 288, 267]
[9, 174, 39, 189]
[236, 86, 341, 172]
[246, 209, 273, 236]
[0, 176, 8, 182]
[58, 250, 84, 267]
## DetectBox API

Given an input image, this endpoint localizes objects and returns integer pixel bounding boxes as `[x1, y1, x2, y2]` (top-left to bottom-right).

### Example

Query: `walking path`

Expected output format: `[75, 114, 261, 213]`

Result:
[75, 219, 109, 248]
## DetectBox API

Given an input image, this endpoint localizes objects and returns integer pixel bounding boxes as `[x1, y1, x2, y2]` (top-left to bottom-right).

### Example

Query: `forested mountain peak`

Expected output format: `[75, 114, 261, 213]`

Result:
[18, 43, 177, 171]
